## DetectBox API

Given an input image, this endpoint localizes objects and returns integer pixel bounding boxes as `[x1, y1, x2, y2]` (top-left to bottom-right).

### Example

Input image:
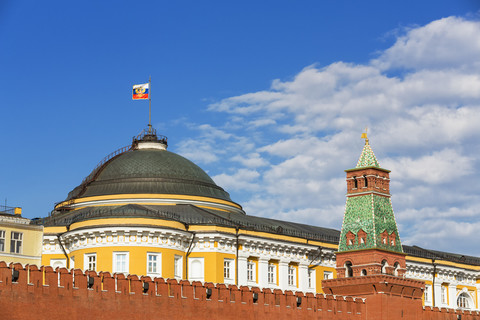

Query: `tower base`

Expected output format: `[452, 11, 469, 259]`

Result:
[323, 275, 425, 320]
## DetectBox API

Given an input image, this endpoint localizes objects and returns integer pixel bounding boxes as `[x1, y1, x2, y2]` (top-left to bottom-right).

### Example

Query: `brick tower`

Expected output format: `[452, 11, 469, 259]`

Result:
[336, 134, 406, 278]
[323, 134, 425, 320]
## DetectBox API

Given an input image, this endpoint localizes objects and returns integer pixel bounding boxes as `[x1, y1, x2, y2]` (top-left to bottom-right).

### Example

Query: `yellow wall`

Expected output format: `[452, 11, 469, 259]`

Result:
[58, 246, 185, 277]
[0, 222, 43, 265]
[188, 252, 236, 283]
[313, 265, 336, 293]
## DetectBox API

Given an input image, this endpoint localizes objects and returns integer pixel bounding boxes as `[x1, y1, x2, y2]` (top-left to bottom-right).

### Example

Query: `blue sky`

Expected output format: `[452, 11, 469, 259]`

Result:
[1, 1, 480, 255]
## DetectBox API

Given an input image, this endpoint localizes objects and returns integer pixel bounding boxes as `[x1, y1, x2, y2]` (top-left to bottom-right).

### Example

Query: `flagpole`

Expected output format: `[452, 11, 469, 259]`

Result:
[148, 76, 152, 133]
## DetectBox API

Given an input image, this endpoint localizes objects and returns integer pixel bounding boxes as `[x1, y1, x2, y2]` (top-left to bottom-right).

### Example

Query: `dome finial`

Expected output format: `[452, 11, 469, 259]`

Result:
[361, 127, 369, 145]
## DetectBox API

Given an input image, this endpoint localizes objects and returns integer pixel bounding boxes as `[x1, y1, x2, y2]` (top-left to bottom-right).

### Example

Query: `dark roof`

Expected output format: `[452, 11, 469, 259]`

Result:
[40, 204, 341, 244]
[402, 245, 480, 266]
[65, 149, 233, 203]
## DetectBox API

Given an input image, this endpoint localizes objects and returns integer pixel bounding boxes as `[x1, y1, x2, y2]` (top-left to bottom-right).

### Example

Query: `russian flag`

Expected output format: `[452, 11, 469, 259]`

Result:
[132, 83, 150, 100]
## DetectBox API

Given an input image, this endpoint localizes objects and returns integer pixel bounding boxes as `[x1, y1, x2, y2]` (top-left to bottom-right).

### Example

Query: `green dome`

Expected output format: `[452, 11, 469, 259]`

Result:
[65, 146, 232, 202]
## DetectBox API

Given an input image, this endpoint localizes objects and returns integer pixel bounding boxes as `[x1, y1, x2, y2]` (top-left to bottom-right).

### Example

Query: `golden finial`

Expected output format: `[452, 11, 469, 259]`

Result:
[361, 127, 369, 145]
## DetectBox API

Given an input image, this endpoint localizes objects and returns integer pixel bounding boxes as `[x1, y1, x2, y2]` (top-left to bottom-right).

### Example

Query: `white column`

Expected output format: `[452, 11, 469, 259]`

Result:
[278, 261, 288, 291]
[258, 258, 269, 289]
[237, 256, 248, 286]
[298, 264, 308, 292]
[448, 284, 457, 309]
[433, 282, 442, 307]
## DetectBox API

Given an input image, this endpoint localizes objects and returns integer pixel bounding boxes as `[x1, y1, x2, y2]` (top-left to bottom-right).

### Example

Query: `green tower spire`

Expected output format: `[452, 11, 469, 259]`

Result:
[338, 136, 403, 254]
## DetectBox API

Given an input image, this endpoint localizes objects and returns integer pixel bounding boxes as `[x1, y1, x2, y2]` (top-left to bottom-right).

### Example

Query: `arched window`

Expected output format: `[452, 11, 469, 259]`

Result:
[393, 263, 400, 276]
[353, 176, 358, 189]
[363, 175, 368, 187]
[345, 261, 353, 278]
[346, 231, 356, 246]
[361, 269, 367, 276]
[457, 292, 471, 309]
[381, 260, 388, 274]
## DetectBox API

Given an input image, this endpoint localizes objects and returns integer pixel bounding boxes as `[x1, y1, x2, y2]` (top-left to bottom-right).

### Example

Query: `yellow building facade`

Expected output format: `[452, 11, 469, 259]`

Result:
[0, 206, 43, 265]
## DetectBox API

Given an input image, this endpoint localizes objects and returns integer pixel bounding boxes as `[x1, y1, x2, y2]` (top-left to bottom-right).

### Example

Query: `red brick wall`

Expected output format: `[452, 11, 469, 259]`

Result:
[0, 262, 365, 320]
[0, 262, 479, 320]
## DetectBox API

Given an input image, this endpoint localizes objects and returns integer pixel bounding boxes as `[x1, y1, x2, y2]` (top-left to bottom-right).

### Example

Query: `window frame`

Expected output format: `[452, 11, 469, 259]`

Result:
[247, 260, 256, 282]
[10, 231, 22, 254]
[84, 253, 97, 271]
[457, 292, 470, 309]
[0, 230, 5, 252]
[267, 263, 276, 284]
[147, 252, 161, 276]
[223, 258, 235, 284]
[424, 285, 431, 303]
[441, 285, 447, 305]
[308, 268, 315, 289]
[174, 255, 183, 279]
[112, 252, 129, 274]
[323, 271, 333, 280]
[287, 265, 296, 287]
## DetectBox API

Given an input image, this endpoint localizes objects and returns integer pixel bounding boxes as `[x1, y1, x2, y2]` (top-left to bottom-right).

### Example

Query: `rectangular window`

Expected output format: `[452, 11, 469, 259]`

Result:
[288, 265, 296, 286]
[10, 232, 22, 254]
[247, 260, 256, 282]
[84, 253, 96, 271]
[323, 271, 333, 280]
[441, 286, 447, 304]
[113, 252, 129, 273]
[0, 230, 5, 252]
[424, 285, 431, 302]
[147, 253, 161, 276]
[224, 258, 234, 281]
[174, 255, 182, 279]
[268, 263, 276, 284]
[308, 268, 315, 289]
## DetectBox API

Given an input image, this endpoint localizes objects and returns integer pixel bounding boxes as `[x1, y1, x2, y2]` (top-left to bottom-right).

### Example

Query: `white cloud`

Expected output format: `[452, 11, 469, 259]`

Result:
[373, 17, 480, 71]
[231, 152, 268, 168]
[179, 16, 480, 256]
[212, 169, 261, 192]
[383, 149, 474, 184]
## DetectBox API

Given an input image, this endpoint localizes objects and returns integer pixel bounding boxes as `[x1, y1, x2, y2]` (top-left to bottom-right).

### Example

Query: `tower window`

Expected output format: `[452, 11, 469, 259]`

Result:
[357, 229, 367, 245]
[353, 176, 358, 189]
[389, 232, 396, 246]
[363, 175, 368, 187]
[346, 231, 356, 246]
[394, 262, 400, 276]
[345, 261, 353, 277]
[381, 260, 388, 274]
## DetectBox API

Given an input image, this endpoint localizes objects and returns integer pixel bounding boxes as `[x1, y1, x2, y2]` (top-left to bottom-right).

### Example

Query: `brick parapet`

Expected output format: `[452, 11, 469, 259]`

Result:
[1, 262, 480, 319]
[0, 261, 366, 320]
